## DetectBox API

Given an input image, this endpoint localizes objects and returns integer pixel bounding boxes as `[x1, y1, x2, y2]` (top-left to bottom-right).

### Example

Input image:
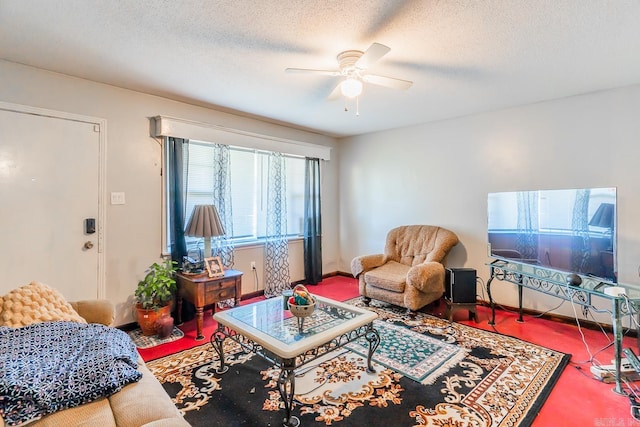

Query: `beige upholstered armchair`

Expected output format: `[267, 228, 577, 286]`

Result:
[351, 225, 459, 312]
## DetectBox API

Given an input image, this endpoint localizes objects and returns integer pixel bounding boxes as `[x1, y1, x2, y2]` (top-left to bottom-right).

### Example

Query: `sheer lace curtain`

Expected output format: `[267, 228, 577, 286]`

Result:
[571, 189, 591, 271]
[264, 152, 291, 298]
[209, 143, 235, 268]
[516, 191, 539, 260]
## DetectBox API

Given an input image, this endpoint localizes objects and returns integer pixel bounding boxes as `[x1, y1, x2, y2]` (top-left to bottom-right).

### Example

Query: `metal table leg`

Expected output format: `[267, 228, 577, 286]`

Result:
[487, 275, 496, 326]
[278, 358, 299, 427]
[365, 323, 380, 373]
[612, 297, 624, 395]
[211, 323, 229, 374]
[517, 284, 524, 323]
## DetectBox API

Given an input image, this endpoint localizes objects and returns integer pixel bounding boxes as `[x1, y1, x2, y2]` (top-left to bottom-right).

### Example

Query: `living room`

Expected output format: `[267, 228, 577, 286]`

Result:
[1, 1, 640, 425]
[2, 1, 639, 326]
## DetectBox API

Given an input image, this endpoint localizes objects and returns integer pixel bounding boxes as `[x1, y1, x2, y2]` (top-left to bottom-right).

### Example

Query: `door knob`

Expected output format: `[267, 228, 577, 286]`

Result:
[84, 241, 94, 250]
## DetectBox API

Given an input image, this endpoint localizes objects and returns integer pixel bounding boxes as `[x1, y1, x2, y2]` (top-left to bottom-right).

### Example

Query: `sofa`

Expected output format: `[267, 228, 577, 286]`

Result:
[0, 282, 190, 427]
[351, 225, 459, 312]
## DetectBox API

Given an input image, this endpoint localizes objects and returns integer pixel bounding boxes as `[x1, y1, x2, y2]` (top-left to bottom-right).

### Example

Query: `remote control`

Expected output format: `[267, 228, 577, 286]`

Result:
[622, 348, 640, 373]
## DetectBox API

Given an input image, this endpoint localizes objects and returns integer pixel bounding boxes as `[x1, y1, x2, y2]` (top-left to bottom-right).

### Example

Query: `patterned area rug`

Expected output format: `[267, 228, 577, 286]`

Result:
[147, 299, 570, 426]
[347, 319, 465, 384]
[128, 327, 184, 349]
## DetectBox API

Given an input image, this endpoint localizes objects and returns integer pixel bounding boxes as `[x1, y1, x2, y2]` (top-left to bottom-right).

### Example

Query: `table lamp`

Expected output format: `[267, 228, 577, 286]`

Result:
[589, 202, 615, 251]
[185, 205, 225, 259]
[588, 203, 615, 231]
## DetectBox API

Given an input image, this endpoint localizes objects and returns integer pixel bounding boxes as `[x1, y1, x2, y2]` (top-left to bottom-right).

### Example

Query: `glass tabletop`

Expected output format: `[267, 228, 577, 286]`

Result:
[487, 260, 640, 300]
[213, 295, 377, 359]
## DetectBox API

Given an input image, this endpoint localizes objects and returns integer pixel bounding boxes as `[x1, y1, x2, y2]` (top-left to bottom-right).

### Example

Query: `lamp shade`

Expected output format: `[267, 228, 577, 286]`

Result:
[589, 203, 615, 229]
[185, 205, 225, 238]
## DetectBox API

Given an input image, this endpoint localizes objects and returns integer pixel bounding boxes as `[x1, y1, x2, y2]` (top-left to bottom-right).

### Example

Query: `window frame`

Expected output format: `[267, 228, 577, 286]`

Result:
[162, 139, 306, 255]
[154, 116, 331, 257]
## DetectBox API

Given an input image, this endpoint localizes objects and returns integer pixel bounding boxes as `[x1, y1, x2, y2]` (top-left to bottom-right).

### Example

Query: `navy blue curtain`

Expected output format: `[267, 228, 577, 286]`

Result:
[167, 137, 194, 321]
[304, 157, 322, 284]
[168, 137, 189, 264]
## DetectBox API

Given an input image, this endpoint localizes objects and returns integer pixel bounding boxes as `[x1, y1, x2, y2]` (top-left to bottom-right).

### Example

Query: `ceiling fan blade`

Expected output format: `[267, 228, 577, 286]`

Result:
[363, 74, 413, 90]
[327, 81, 343, 100]
[285, 68, 340, 76]
[355, 43, 390, 70]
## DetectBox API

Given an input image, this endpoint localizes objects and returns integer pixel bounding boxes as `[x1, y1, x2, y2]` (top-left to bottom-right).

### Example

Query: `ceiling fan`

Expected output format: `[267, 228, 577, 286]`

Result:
[285, 42, 413, 100]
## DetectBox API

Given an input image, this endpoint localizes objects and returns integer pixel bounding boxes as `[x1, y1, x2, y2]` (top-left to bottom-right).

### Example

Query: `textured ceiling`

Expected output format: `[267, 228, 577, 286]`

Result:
[1, 0, 640, 137]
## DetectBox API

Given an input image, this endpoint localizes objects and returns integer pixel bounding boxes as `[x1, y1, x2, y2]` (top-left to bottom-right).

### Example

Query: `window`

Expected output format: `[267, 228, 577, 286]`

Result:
[165, 140, 305, 252]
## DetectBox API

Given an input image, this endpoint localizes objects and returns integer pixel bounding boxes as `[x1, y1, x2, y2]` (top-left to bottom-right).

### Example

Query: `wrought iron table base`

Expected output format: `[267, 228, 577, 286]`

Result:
[486, 260, 639, 395]
[211, 322, 380, 427]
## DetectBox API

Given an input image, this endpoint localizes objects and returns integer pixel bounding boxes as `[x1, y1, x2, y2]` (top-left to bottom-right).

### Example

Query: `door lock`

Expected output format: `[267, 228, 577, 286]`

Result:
[84, 241, 94, 250]
[85, 218, 96, 234]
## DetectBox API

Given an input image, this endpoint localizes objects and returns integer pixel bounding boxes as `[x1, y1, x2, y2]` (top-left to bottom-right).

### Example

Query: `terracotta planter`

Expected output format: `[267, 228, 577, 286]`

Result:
[136, 304, 171, 336]
[155, 314, 174, 339]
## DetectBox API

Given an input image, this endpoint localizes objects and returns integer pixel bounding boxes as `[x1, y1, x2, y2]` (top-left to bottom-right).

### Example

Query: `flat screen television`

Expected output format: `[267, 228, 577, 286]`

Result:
[487, 187, 617, 282]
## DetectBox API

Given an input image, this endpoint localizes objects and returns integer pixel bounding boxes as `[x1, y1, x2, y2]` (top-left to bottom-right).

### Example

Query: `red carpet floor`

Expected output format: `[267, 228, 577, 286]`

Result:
[139, 275, 638, 426]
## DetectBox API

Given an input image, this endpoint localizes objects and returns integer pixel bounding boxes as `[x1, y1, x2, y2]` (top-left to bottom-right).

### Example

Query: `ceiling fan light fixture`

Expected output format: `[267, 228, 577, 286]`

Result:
[341, 77, 363, 98]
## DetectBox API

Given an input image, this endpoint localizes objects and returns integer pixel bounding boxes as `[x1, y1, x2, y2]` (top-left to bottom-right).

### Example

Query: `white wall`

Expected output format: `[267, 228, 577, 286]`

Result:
[3, 57, 639, 327]
[339, 85, 640, 324]
[0, 60, 339, 326]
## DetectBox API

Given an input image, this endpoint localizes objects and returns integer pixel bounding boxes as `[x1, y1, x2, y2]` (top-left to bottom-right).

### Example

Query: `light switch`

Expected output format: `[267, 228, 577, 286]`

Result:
[111, 192, 126, 205]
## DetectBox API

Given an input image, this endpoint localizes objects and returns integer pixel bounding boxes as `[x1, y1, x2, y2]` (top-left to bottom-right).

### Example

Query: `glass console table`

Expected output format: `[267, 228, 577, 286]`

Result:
[212, 295, 380, 427]
[486, 260, 640, 395]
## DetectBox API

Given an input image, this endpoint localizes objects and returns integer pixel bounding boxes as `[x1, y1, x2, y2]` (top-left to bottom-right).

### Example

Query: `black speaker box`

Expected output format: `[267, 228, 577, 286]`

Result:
[445, 268, 477, 303]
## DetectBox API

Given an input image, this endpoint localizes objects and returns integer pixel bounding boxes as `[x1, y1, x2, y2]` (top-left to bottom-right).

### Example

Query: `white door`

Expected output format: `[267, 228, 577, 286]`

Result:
[0, 104, 104, 300]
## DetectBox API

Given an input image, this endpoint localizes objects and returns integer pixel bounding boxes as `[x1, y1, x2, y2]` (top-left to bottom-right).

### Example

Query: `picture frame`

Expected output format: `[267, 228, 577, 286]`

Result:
[204, 256, 225, 278]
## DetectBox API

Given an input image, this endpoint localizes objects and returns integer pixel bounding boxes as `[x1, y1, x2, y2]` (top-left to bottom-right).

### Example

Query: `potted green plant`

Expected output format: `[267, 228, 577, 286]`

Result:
[135, 259, 178, 336]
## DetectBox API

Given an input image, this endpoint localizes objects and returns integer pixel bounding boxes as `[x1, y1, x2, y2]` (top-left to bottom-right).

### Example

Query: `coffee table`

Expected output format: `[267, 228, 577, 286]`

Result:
[211, 295, 380, 427]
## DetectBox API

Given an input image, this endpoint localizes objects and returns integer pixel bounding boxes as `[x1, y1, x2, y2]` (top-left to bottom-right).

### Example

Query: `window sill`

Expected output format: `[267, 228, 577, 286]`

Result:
[163, 236, 304, 257]
[233, 236, 303, 250]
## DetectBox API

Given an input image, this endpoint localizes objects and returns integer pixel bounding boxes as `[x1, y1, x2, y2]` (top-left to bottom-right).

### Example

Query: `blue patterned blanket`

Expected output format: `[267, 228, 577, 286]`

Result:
[0, 321, 142, 426]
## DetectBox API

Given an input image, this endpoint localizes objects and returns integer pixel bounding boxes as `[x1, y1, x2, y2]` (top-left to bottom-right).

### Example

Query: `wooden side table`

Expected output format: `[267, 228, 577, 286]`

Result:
[176, 269, 243, 340]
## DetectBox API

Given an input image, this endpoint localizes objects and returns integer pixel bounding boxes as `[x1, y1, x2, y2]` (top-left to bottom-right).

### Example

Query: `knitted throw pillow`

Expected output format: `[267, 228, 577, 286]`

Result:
[0, 281, 86, 327]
